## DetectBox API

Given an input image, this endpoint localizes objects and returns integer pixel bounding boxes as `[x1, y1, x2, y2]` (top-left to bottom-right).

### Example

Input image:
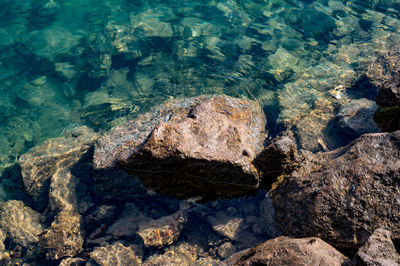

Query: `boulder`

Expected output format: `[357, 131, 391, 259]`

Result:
[223, 236, 350, 266]
[337, 98, 379, 136]
[353, 228, 400, 266]
[89, 242, 142, 266]
[19, 126, 96, 213]
[271, 131, 400, 249]
[38, 211, 84, 260]
[0, 200, 44, 248]
[94, 95, 267, 198]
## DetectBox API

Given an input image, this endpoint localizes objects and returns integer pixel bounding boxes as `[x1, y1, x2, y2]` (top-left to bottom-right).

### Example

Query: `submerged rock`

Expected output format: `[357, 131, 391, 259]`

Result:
[94, 95, 267, 198]
[38, 211, 84, 260]
[353, 228, 400, 266]
[271, 131, 400, 249]
[138, 211, 186, 248]
[19, 126, 97, 213]
[224, 236, 350, 266]
[337, 98, 379, 136]
[0, 200, 44, 248]
[89, 242, 143, 266]
[376, 68, 400, 107]
[142, 242, 218, 266]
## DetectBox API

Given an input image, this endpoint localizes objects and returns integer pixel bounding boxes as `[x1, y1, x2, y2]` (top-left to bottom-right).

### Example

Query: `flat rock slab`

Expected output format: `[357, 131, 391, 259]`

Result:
[223, 236, 349, 266]
[271, 131, 400, 249]
[94, 95, 267, 198]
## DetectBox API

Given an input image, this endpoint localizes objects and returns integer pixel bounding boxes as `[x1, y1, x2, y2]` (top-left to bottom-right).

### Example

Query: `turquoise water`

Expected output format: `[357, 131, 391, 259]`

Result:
[0, 0, 399, 174]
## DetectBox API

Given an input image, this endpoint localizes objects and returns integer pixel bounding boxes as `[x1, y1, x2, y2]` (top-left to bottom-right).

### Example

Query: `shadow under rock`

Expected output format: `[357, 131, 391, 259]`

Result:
[0, 163, 33, 205]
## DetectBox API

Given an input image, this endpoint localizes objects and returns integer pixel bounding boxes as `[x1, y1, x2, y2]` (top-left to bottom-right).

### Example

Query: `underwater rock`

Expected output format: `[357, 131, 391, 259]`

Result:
[106, 203, 147, 239]
[223, 236, 350, 266]
[137, 211, 186, 248]
[353, 228, 400, 266]
[271, 131, 400, 249]
[94, 95, 267, 199]
[59, 257, 85, 266]
[142, 242, 218, 266]
[0, 200, 44, 248]
[336, 98, 380, 136]
[254, 136, 297, 185]
[38, 211, 84, 260]
[19, 126, 97, 212]
[209, 216, 244, 241]
[89, 242, 143, 266]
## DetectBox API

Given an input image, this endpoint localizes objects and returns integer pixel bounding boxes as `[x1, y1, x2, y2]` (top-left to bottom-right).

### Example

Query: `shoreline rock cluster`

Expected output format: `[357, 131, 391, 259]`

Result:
[0, 69, 399, 264]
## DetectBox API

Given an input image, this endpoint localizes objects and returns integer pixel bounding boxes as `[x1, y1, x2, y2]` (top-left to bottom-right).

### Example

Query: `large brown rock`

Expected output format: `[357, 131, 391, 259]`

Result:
[353, 228, 400, 266]
[223, 236, 350, 266]
[271, 131, 400, 249]
[19, 126, 96, 213]
[94, 95, 267, 198]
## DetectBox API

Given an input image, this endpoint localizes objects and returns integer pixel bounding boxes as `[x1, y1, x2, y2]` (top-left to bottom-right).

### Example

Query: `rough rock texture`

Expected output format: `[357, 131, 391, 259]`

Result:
[19, 126, 96, 212]
[376, 69, 400, 107]
[353, 228, 400, 266]
[142, 242, 218, 266]
[223, 236, 350, 266]
[365, 45, 400, 132]
[0, 200, 44, 248]
[138, 211, 186, 248]
[94, 95, 267, 198]
[254, 136, 297, 186]
[59, 257, 85, 266]
[271, 131, 400, 249]
[38, 211, 84, 260]
[337, 98, 379, 136]
[89, 242, 143, 266]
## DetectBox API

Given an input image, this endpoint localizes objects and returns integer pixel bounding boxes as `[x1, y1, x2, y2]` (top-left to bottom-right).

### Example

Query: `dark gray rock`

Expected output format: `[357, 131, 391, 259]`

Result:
[223, 236, 350, 266]
[93, 95, 267, 199]
[271, 131, 400, 249]
[376, 69, 400, 107]
[337, 98, 380, 136]
[353, 228, 400, 266]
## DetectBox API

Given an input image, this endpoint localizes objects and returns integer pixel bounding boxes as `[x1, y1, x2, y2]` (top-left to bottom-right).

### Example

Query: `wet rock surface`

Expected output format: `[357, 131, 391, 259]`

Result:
[0, 200, 44, 249]
[271, 130, 400, 249]
[353, 228, 400, 266]
[94, 95, 267, 198]
[224, 236, 350, 266]
[336, 98, 379, 136]
[89, 241, 143, 266]
[38, 211, 84, 260]
[19, 126, 97, 212]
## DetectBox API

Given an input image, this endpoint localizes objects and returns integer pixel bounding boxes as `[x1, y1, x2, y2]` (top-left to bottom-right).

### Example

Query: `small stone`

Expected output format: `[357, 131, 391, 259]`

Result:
[138, 211, 186, 248]
[38, 211, 84, 260]
[209, 214, 243, 241]
[89, 242, 143, 266]
[59, 257, 85, 266]
[217, 242, 236, 259]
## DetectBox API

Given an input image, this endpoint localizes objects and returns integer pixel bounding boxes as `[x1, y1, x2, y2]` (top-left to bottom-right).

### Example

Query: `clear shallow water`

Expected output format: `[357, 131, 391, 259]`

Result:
[0, 0, 399, 176]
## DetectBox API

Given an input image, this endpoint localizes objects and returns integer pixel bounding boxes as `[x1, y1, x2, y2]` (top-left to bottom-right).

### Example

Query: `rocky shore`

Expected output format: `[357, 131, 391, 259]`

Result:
[0, 50, 399, 265]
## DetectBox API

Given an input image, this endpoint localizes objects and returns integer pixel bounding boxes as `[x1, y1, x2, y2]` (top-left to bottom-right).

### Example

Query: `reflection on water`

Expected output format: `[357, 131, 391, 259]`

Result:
[0, 0, 399, 175]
